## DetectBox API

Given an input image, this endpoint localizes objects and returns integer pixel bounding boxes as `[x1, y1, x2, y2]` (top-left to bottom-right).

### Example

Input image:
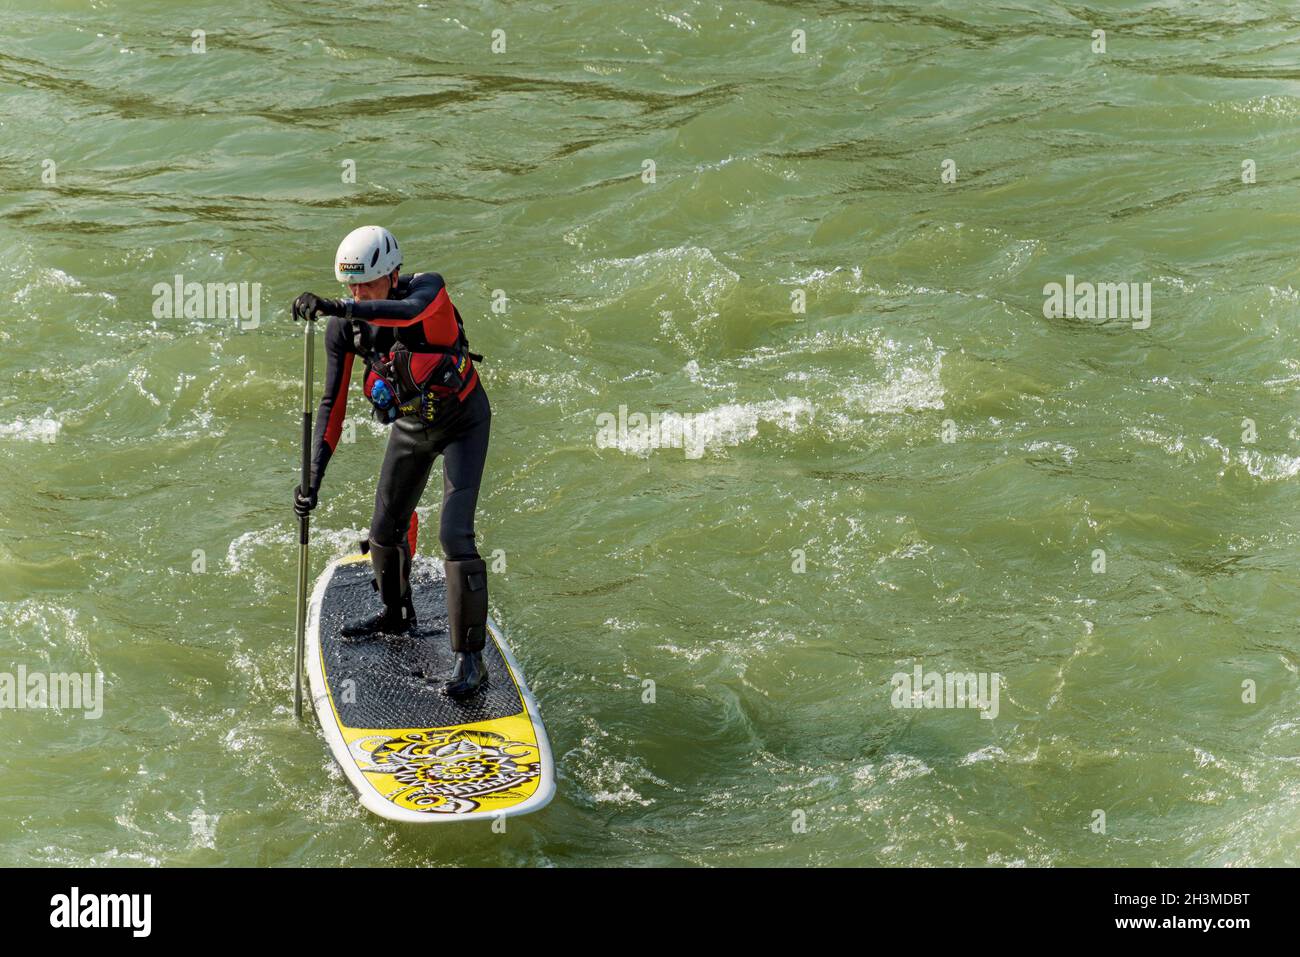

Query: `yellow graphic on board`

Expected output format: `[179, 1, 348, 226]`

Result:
[344, 715, 542, 815]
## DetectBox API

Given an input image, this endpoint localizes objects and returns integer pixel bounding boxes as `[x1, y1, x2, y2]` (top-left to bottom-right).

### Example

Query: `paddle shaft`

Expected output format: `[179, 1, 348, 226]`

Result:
[293, 315, 317, 720]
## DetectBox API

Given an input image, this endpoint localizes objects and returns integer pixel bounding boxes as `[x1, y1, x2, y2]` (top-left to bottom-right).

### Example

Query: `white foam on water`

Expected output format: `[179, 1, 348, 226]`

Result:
[653, 641, 710, 662]
[960, 746, 1007, 766]
[158, 409, 222, 441]
[1222, 95, 1300, 117]
[0, 415, 61, 442]
[1237, 448, 1300, 482]
[693, 154, 737, 172]
[128, 365, 162, 407]
[1025, 440, 1078, 463]
[853, 754, 937, 788]
[786, 265, 857, 287]
[735, 331, 946, 430]
[221, 723, 251, 754]
[1188, 434, 1300, 481]
[578, 245, 738, 307]
[0, 600, 89, 656]
[563, 720, 671, 807]
[658, 11, 697, 31]
[782, 265, 1010, 303]
[41, 847, 163, 867]
[576, 246, 739, 354]
[681, 358, 733, 391]
[841, 351, 945, 415]
[986, 853, 1028, 867]
[602, 616, 642, 632]
[12, 266, 82, 303]
[498, 366, 602, 401]
[1269, 284, 1300, 303]
[225, 525, 367, 575]
[1127, 426, 1196, 459]
[874, 539, 933, 565]
[189, 806, 218, 849]
[224, 528, 291, 574]
[880, 754, 934, 784]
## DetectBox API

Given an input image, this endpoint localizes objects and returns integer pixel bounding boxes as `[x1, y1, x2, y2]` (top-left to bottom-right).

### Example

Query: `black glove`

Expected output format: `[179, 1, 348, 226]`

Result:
[293, 484, 318, 518]
[292, 292, 344, 322]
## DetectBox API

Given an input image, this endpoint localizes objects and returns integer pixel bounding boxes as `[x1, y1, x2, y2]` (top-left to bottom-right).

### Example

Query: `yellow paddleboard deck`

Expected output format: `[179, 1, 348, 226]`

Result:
[305, 554, 555, 823]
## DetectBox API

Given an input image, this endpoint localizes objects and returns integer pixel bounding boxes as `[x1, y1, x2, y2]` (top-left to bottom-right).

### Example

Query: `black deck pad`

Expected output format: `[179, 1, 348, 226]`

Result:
[318, 558, 523, 729]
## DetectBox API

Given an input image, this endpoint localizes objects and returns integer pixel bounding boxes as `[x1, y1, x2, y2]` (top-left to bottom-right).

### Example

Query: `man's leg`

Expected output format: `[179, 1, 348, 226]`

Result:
[342, 419, 437, 637]
[440, 390, 491, 696]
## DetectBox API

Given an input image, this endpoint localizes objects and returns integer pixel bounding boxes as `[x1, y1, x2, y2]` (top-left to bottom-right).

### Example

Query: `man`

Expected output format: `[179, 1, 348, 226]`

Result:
[292, 225, 490, 697]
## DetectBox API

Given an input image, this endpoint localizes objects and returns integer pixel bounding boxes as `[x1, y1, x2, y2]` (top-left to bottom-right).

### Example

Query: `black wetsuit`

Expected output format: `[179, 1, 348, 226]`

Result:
[308, 272, 489, 560]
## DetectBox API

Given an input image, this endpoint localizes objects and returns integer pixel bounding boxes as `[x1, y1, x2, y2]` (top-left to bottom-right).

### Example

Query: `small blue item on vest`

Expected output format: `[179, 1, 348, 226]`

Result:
[369, 378, 400, 424]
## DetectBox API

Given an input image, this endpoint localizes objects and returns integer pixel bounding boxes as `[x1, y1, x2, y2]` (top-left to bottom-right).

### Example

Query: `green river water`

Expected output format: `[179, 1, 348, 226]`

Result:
[1, 0, 1298, 866]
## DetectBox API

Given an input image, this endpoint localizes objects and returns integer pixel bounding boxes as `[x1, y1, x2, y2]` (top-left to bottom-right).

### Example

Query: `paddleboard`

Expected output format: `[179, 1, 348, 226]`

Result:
[305, 553, 554, 823]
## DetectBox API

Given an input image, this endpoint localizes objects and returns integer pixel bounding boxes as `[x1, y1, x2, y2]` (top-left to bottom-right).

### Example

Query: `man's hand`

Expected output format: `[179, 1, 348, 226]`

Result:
[292, 292, 344, 322]
[293, 484, 319, 518]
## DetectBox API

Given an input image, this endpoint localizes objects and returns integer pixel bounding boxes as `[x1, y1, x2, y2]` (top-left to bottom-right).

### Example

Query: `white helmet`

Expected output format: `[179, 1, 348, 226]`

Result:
[334, 225, 401, 284]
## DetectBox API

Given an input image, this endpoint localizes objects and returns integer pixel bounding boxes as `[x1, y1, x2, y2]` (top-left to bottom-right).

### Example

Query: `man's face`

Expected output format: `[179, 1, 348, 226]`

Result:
[346, 270, 396, 301]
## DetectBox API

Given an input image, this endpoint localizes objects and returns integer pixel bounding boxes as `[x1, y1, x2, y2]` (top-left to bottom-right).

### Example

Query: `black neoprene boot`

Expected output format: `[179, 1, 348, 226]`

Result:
[341, 540, 416, 637]
[443, 557, 488, 697]
[445, 651, 487, 697]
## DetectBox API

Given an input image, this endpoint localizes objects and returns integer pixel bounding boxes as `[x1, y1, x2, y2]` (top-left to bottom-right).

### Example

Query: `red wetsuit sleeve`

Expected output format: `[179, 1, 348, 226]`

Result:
[309, 316, 355, 492]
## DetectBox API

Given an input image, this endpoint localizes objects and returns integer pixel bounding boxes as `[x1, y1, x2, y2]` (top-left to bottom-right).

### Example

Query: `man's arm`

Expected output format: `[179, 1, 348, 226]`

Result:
[346, 272, 447, 327]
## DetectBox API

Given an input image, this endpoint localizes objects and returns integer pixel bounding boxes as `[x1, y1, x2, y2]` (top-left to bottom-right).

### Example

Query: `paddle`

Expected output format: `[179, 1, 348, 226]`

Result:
[293, 307, 318, 720]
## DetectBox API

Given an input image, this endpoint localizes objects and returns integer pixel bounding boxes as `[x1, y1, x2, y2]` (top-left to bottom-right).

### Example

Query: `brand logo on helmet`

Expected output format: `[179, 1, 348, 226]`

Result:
[338, 262, 366, 274]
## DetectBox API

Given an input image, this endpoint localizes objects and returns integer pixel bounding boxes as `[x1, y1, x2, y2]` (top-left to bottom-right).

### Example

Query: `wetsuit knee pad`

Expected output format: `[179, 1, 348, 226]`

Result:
[444, 557, 488, 652]
[367, 541, 411, 609]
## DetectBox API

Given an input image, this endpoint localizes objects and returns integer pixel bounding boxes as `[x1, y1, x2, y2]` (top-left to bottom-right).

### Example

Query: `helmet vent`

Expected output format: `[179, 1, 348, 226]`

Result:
[369, 248, 380, 267]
